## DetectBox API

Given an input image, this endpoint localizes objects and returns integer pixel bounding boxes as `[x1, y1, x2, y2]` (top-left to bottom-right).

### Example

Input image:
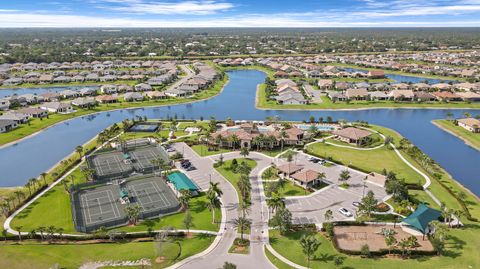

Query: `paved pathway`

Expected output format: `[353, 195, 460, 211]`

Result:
[168, 144, 275, 268]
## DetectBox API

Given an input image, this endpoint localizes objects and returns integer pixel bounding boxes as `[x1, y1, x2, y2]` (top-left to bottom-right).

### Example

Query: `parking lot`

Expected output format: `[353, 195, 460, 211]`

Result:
[276, 152, 387, 224]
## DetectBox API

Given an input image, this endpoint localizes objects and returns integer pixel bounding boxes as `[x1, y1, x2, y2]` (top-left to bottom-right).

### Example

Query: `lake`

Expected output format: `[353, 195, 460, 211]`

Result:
[0, 70, 479, 197]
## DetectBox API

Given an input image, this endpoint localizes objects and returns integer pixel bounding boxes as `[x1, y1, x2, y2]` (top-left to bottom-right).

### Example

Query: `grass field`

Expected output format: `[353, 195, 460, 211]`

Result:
[433, 119, 480, 151]
[306, 141, 425, 185]
[269, 228, 480, 269]
[214, 158, 257, 205]
[11, 165, 220, 234]
[191, 144, 232, 157]
[0, 234, 214, 269]
[0, 75, 228, 146]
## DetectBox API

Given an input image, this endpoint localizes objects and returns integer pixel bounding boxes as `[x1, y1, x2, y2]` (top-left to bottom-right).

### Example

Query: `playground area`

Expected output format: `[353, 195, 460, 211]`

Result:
[333, 225, 434, 252]
[87, 139, 169, 180]
[71, 176, 180, 232]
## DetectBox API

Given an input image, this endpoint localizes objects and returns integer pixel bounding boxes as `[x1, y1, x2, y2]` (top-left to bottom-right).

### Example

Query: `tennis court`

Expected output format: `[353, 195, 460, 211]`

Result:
[71, 176, 180, 232]
[130, 146, 167, 172]
[88, 151, 132, 180]
[126, 177, 180, 217]
[129, 123, 159, 132]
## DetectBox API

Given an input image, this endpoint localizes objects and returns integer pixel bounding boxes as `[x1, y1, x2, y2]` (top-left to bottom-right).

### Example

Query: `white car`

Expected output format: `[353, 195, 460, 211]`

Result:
[339, 207, 353, 217]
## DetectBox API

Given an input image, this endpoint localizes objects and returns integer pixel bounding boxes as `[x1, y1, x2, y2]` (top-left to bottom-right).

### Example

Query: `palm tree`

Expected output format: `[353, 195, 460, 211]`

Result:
[80, 166, 95, 181]
[237, 174, 251, 203]
[338, 170, 351, 184]
[40, 172, 48, 186]
[68, 175, 75, 188]
[240, 147, 249, 158]
[124, 204, 142, 225]
[267, 192, 284, 214]
[207, 191, 222, 224]
[179, 189, 191, 210]
[14, 226, 23, 241]
[151, 157, 165, 173]
[13, 190, 24, 204]
[230, 134, 240, 150]
[279, 130, 288, 152]
[2, 229, 7, 241]
[233, 217, 251, 243]
[25, 180, 33, 196]
[75, 145, 84, 159]
[208, 181, 223, 198]
[62, 178, 70, 193]
[446, 112, 454, 121]
[57, 227, 64, 239]
[37, 226, 46, 241]
[324, 209, 333, 222]
[47, 226, 56, 241]
[300, 234, 321, 268]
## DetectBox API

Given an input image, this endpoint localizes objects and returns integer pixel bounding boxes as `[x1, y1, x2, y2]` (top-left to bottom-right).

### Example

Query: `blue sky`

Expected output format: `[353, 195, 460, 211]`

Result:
[1, 0, 480, 27]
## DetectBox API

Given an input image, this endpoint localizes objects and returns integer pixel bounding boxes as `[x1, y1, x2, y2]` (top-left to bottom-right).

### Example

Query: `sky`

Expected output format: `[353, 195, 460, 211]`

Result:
[0, 0, 480, 27]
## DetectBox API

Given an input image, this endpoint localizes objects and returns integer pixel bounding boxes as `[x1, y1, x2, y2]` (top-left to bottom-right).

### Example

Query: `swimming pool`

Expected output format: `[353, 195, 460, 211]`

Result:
[296, 124, 335, 131]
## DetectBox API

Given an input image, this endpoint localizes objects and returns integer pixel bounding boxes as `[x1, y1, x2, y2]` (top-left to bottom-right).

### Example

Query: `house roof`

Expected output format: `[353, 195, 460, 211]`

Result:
[402, 203, 442, 234]
[457, 118, 480, 127]
[291, 169, 320, 183]
[277, 163, 304, 174]
[333, 127, 372, 140]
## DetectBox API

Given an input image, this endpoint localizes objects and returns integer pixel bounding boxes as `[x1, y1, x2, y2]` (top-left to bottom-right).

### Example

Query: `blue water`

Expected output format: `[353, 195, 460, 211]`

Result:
[0, 70, 479, 198]
[342, 68, 456, 84]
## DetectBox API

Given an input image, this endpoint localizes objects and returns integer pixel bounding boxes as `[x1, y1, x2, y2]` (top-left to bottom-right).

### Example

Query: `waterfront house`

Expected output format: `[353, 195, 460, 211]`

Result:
[17, 107, 48, 118]
[414, 91, 437, 102]
[96, 95, 118, 104]
[40, 92, 61, 102]
[432, 91, 462, 102]
[71, 97, 96, 108]
[79, 87, 98, 96]
[124, 92, 144, 102]
[457, 118, 480, 133]
[389, 89, 415, 101]
[0, 111, 29, 124]
[0, 119, 18, 133]
[60, 89, 79, 99]
[145, 91, 167, 100]
[40, 102, 74, 114]
[455, 92, 480, 102]
[368, 91, 389, 101]
[100, 84, 118, 94]
[39, 74, 53, 84]
[276, 93, 307, 105]
[367, 70, 385, 78]
[345, 88, 368, 100]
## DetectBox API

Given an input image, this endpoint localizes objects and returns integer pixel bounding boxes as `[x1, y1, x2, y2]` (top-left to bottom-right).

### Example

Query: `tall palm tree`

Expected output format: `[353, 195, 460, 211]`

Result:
[230, 134, 240, 150]
[237, 174, 251, 203]
[179, 189, 192, 210]
[75, 145, 84, 159]
[207, 191, 222, 224]
[37, 226, 46, 241]
[14, 226, 23, 241]
[208, 182, 223, 198]
[280, 130, 288, 152]
[267, 192, 284, 214]
[40, 172, 48, 186]
[233, 217, 251, 242]
[13, 191, 24, 204]
[25, 180, 33, 196]
[324, 209, 333, 222]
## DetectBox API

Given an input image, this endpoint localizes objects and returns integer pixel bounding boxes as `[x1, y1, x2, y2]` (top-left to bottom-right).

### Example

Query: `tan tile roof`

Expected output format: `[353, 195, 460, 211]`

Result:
[333, 127, 372, 140]
[277, 163, 304, 174]
[291, 169, 319, 183]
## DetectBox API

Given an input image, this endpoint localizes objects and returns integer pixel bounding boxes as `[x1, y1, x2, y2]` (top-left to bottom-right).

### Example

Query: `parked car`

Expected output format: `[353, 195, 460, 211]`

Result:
[166, 148, 176, 152]
[339, 207, 353, 217]
[185, 165, 196, 171]
[352, 201, 361, 207]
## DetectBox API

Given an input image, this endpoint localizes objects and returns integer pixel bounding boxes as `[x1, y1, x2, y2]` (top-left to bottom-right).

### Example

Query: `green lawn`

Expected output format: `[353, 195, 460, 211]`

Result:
[433, 120, 480, 151]
[112, 193, 221, 233]
[265, 247, 296, 269]
[269, 228, 480, 269]
[306, 141, 425, 185]
[214, 158, 257, 205]
[191, 144, 232, 157]
[0, 75, 228, 146]
[177, 121, 210, 132]
[11, 165, 220, 233]
[0, 234, 214, 269]
[264, 181, 309, 197]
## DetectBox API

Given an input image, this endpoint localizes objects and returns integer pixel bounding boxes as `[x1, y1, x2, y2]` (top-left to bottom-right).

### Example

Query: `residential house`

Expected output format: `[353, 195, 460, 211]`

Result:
[290, 169, 321, 189]
[134, 83, 152, 92]
[432, 91, 462, 102]
[124, 92, 144, 102]
[60, 90, 79, 99]
[96, 95, 118, 104]
[40, 102, 74, 114]
[368, 91, 389, 101]
[276, 93, 307, 105]
[40, 92, 61, 102]
[389, 89, 415, 101]
[345, 88, 369, 100]
[317, 79, 334, 90]
[71, 97, 96, 107]
[145, 91, 167, 100]
[0, 111, 29, 124]
[0, 98, 10, 110]
[456, 92, 480, 102]
[0, 119, 18, 133]
[100, 84, 118, 94]
[414, 91, 437, 102]
[367, 70, 385, 78]
[17, 107, 48, 118]
[457, 118, 480, 133]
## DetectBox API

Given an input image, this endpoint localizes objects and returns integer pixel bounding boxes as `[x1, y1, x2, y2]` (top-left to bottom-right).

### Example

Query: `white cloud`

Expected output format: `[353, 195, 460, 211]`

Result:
[95, 0, 234, 15]
[0, 12, 479, 27]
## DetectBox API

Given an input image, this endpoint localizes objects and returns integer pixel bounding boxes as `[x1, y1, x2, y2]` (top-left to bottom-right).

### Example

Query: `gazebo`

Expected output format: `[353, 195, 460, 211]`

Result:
[402, 203, 442, 239]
